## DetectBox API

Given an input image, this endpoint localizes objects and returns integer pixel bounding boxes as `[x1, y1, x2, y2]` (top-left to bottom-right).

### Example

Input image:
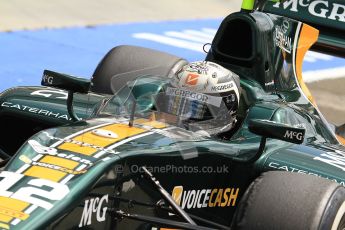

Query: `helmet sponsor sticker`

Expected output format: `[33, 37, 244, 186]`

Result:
[166, 87, 222, 107]
[185, 73, 199, 86]
[188, 62, 209, 74]
[209, 82, 235, 92]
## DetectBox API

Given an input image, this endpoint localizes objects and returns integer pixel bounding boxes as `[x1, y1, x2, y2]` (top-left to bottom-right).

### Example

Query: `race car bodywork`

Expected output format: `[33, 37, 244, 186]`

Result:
[0, 0, 345, 229]
[262, 0, 345, 56]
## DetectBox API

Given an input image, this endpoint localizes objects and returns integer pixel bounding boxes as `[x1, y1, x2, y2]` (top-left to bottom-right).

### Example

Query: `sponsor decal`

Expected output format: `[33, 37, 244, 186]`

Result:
[185, 73, 199, 86]
[43, 119, 168, 159]
[91, 129, 118, 139]
[171, 186, 239, 209]
[188, 62, 209, 74]
[19, 155, 87, 175]
[279, 19, 290, 34]
[42, 74, 54, 85]
[30, 89, 68, 99]
[284, 130, 304, 141]
[1, 102, 70, 121]
[274, 26, 292, 53]
[0, 171, 69, 210]
[28, 140, 93, 166]
[0, 207, 29, 220]
[268, 161, 345, 186]
[166, 87, 222, 107]
[43, 132, 117, 154]
[265, 80, 275, 87]
[210, 82, 234, 92]
[79, 194, 108, 227]
[272, 0, 345, 23]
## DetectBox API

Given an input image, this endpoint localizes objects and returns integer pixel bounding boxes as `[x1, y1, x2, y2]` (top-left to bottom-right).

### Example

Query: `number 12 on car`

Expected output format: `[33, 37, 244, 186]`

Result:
[0, 171, 69, 210]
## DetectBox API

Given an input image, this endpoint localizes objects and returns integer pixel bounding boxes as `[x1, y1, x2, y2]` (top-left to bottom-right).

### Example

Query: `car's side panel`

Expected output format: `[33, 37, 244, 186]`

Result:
[0, 86, 108, 154]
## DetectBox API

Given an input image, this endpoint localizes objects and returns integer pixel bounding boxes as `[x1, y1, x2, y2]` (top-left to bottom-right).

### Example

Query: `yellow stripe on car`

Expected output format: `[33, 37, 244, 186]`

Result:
[24, 166, 67, 182]
[0, 223, 9, 229]
[135, 118, 167, 129]
[0, 197, 30, 223]
[23, 119, 167, 181]
[58, 123, 148, 156]
[40, 156, 79, 170]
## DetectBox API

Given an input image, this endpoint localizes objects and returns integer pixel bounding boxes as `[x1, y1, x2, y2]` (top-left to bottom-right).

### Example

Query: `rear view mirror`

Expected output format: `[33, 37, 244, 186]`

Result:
[248, 119, 305, 144]
[41, 70, 91, 122]
[41, 70, 90, 94]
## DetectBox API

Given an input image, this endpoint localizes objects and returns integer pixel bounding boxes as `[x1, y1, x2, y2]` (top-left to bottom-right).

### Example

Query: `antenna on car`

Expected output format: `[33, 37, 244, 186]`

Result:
[128, 100, 137, 127]
[241, 0, 256, 11]
[241, 0, 284, 11]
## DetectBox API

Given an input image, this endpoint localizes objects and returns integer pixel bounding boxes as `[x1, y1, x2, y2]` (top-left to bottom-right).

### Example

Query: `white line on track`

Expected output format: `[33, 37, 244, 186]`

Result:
[303, 66, 345, 83]
[165, 31, 210, 43]
[133, 33, 205, 52]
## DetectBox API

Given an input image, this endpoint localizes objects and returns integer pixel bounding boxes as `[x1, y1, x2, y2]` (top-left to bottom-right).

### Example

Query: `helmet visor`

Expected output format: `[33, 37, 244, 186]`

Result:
[156, 86, 238, 134]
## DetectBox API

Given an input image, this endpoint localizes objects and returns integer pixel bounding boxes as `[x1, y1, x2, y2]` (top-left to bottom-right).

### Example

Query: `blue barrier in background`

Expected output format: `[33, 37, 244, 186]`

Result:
[0, 18, 344, 91]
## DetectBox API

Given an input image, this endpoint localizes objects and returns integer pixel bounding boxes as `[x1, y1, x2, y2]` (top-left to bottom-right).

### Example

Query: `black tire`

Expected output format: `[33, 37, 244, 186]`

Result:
[91, 45, 187, 94]
[232, 171, 345, 230]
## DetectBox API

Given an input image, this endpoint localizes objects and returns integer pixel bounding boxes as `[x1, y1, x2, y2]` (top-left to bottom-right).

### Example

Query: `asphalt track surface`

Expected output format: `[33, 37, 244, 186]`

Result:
[0, 0, 344, 125]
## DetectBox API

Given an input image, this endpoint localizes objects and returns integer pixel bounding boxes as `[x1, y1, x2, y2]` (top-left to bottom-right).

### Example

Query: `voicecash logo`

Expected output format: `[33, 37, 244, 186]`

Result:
[272, 0, 345, 22]
[172, 186, 239, 209]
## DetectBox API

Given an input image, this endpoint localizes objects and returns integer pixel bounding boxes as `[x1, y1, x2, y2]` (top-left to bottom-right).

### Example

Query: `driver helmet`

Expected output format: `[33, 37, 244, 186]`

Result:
[158, 61, 240, 135]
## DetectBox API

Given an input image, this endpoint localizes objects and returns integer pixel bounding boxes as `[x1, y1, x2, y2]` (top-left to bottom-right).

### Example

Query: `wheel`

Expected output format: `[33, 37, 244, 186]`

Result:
[91, 45, 187, 94]
[232, 171, 345, 230]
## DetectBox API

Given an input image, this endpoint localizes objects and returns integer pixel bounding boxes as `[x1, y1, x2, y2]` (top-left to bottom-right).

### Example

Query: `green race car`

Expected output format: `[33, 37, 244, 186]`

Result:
[0, 0, 345, 229]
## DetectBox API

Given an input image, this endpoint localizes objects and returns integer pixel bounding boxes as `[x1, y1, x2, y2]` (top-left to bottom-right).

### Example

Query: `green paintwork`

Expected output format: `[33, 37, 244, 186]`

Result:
[0, 5, 345, 229]
[0, 86, 108, 123]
